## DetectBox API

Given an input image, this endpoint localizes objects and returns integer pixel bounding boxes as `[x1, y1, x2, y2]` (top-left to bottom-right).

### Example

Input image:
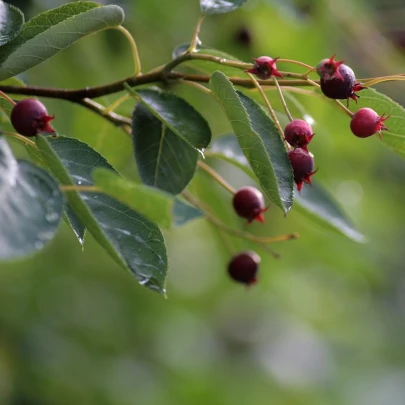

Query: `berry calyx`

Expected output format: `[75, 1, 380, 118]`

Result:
[350, 107, 389, 140]
[288, 148, 316, 192]
[233, 186, 268, 223]
[316, 54, 344, 80]
[10, 98, 55, 137]
[284, 119, 314, 151]
[228, 251, 261, 286]
[246, 56, 283, 80]
[319, 64, 364, 103]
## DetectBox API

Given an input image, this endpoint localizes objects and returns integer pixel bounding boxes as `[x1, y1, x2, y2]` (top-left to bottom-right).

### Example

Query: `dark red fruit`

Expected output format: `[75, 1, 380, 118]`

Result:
[284, 119, 314, 151]
[246, 56, 283, 80]
[316, 54, 344, 80]
[319, 64, 365, 103]
[228, 251, 261, 285]
[10, 98, 55, 137]
[350, 108, 389, 140]
[288, 148, 316, 192]
[233, 186, 268, 223]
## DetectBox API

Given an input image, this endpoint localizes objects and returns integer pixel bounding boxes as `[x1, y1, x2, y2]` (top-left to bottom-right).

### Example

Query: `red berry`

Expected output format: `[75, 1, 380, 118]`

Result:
[320, 64, 364, 103]
[233, 186, 268, 223]
[246, 56, 283, 80]
[288, 148, 316, 192]
[228, 251, 261, 285]
[350, 108, 389, 140]
[284, 119, 314, 151]
[10, 98, 55, 137]
[316, 54, 344, 80]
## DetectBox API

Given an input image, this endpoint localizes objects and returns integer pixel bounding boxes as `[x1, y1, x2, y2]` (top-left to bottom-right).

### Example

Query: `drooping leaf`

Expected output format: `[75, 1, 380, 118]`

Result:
[0, 2, 124, 81]
[210, 71, 294, 213]
[132, 102, 198, 195]
[349, 88, 405, 159]
[201, 0, 248, 15]
[208, 134, 365, 242]
[133, 88, 212, 152]
[64, 205, 86, 246]
[0, 1, 24, 46]
[35, 135, 168, 294]
[0, 136, 63, 261]
[93, 168, 203, 229]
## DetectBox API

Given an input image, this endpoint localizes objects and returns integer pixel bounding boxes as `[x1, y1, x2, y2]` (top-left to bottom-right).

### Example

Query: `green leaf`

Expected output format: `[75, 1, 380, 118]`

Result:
[132, 102, 199, 195]
[350, 88, 405, 159]
[0, 1, 24, 46]
[64, 205, 86, 246]
[201, 0, 248, 15]
[210, 71, 294, 213]
[208, 134, 365, 242]
[0, 77, 25, 117]
[0, 2, 124, 81]
[0, 136, 63, 261]
[35, 135, 168, 294]
[134, 89, 212, 152]
[93, 168, 203, 229]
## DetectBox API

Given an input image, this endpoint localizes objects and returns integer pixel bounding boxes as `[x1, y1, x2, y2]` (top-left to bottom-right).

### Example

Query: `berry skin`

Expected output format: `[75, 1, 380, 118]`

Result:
[350, 108, 389, 140]
[233, 186, 268, 223]
[246, 56, 283, 80]
[228, 251, 261, 286]
[288, 148, 316, 192]
[284, 119, 314, 151]
[316, 54, 344, 80]
[10, 98, 55, 137]
[319, 64, 365, 103]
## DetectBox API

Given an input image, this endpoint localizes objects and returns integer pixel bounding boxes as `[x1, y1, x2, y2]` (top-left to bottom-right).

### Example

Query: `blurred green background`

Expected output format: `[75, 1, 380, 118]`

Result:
[2, 0, 405, 404]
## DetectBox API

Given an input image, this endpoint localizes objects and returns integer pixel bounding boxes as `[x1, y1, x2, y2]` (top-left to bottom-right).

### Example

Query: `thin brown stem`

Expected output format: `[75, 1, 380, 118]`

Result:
[188, 14, 205, 52]
[198, 160, 236, 194]
[116, 26, 142, 76]
[2, 131, 36, 146]
[0, 90, 16, 106]
[273, 77, 293, 122]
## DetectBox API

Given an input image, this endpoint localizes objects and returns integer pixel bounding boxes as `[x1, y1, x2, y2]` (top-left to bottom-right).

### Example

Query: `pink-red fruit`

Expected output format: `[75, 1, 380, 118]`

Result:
[10, 98, 55, 137]
[284, 119, 314, 151]
[246, 56, 283, 80]
[233, 186, 268, 223]
[350, 108, 389, 139]
[316, 54, 344, 80]
[228, 251, 261, 285]
[288, 148, 316, 192]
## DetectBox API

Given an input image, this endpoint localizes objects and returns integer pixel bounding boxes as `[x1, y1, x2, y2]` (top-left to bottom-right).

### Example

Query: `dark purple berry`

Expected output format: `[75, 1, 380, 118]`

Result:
[10, 98, 55, 137]
[350, 108, 389, 140]
[284, 119, 314, 151]
[233, 186, 268, 223]
[246, 56, 283, 80]
[288, 148, 316, 192]
[228, 251, 261, 285]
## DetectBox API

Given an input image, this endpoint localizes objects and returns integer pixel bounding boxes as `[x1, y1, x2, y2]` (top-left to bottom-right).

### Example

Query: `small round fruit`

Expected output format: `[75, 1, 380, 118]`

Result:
[350, 107, 389, 139]
[10, 98, 55, 137]
[228, 251, 261, 285]
[233, 186, 267, 223]
[320, 64, 356, 100]
[246, 56, 283, 80]
[284, 119, 314, 151]
[288, 148, 316, 192]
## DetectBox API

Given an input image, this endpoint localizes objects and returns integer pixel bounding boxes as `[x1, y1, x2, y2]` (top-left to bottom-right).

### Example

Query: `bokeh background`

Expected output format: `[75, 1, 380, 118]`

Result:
[2, 0, 405, 404]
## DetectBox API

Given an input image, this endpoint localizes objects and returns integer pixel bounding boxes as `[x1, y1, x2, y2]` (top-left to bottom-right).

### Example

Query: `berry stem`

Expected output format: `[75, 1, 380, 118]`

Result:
[59, 185, 100, 192]
[197, 160, 236, 194]
[278, 58, 314, 70]
[0, 90, 16, 106]
[247, 73, 285, 140]
[104, 94, 131, 113]
[116, 26, 142, 76]
[188, 14, 205, 53]
[2, 131, 36, 146]
[180, 80, 212, 96]
[272, 76, 294, 122]
[182, 190, 282, 259]
[361, 75, 405, 87]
